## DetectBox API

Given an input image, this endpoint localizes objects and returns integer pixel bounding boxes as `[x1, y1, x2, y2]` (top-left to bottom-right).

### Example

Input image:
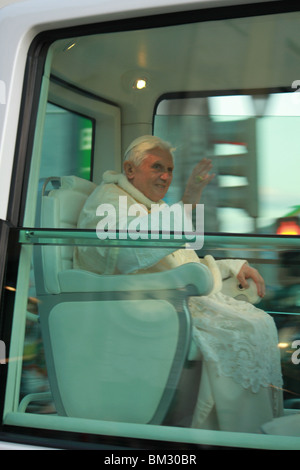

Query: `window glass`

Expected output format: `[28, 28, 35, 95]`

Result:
[40, 103, 93, 181]
[7, 232, 300, 447]
[154, 92, 300, 235]
[4, 7, 300, 450]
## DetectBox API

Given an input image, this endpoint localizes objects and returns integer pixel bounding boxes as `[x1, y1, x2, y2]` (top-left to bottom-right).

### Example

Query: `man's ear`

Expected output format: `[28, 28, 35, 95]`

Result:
[123, 161, 135, 180]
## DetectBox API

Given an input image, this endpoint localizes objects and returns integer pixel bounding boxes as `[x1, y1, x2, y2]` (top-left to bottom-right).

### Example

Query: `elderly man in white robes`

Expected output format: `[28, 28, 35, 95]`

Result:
[74, 135, 283, 433]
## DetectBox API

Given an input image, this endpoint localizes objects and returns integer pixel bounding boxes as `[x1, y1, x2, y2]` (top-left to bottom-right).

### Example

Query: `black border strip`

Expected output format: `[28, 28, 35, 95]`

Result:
[0, 224, 21, 428]
[0, 424, 239, 451]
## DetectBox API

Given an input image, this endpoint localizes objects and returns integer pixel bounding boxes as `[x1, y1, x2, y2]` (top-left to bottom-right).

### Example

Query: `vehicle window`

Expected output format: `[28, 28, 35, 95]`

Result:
[2, 5, 300, 451]
[154, 92, 300, 235]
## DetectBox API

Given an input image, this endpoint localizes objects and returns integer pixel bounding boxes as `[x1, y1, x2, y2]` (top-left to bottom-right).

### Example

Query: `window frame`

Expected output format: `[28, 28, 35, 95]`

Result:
[1, 0, 300, 450]
[47, 77, 121, 185]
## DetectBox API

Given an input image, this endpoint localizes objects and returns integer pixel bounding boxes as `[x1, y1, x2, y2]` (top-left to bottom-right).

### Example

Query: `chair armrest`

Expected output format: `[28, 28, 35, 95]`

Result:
[58, 262, 214, 296]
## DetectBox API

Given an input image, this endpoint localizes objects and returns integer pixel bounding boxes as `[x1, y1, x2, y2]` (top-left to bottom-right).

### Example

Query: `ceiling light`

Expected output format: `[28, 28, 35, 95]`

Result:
[133, 78, 147, 90]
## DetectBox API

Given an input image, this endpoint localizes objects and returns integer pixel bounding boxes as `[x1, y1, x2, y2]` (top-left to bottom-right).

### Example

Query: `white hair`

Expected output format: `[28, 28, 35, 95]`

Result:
[124, 135, 174, 166]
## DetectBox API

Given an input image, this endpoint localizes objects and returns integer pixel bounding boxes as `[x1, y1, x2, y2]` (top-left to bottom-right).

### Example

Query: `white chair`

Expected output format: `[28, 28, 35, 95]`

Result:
[34, 175, 213, 424]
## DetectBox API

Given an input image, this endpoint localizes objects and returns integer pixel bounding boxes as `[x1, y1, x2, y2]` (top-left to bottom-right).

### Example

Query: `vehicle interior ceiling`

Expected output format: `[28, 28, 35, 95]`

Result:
[48, 11, 300, 165]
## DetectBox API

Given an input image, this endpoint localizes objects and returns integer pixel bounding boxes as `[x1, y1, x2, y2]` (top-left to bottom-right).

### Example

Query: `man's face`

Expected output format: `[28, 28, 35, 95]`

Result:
[124, 147, 174, 202]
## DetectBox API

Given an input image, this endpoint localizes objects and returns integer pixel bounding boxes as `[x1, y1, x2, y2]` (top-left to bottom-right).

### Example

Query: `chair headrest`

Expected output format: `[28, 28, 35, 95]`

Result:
[60, 175, 97, 196]
[42, 175, 97, 197]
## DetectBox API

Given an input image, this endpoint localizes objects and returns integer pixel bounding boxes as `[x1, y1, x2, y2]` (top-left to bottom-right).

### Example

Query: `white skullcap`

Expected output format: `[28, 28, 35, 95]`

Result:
[124, 135, 173, 159]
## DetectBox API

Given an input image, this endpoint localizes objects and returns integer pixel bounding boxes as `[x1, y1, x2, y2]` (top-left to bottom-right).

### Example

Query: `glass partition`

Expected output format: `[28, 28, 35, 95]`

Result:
[3, 3, 300, 450]
[6, 232, 201, 425]
[3, 230, 300, 448]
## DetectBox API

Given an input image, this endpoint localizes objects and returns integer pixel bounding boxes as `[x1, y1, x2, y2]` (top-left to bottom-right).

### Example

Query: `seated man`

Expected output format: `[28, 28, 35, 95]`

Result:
[74, 135, 283, 433]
